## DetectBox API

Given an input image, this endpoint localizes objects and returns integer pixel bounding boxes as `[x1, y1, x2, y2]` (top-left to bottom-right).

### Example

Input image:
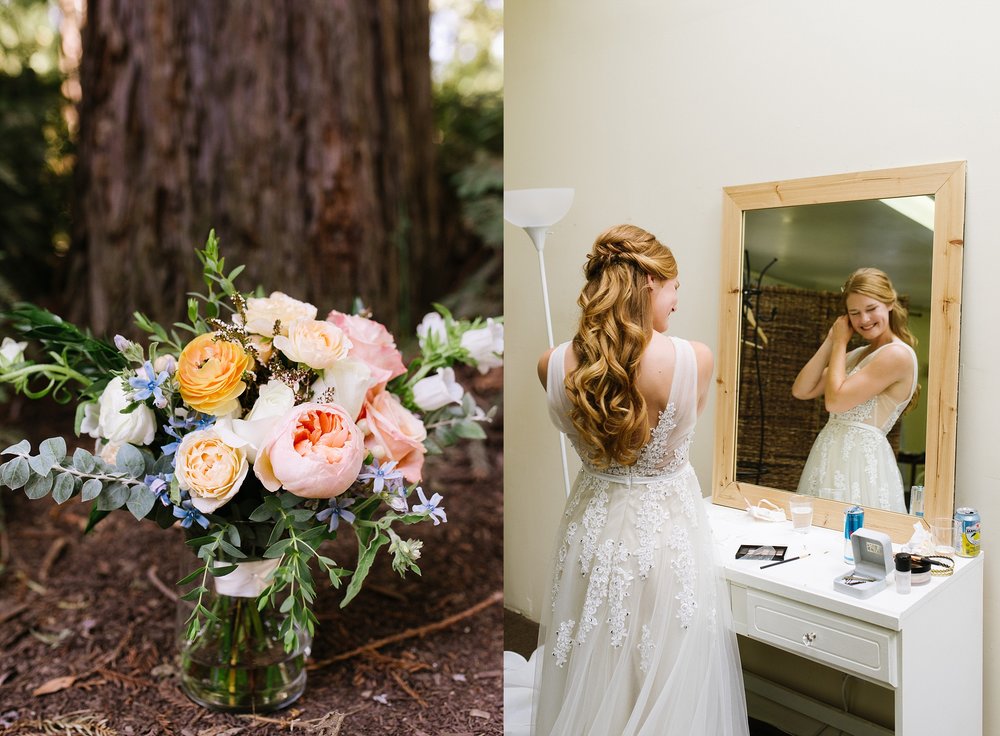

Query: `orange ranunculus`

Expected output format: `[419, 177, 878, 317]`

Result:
[177, 333, 254, 416]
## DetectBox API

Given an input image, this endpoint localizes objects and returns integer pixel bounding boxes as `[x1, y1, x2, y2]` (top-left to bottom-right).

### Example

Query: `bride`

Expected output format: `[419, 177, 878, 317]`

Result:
[529, 224, 749, 735]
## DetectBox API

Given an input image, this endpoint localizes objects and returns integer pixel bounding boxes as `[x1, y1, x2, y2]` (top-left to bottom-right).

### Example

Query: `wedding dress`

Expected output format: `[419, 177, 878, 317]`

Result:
[796, 340, 918, 512]
[528, 336, 749, 736]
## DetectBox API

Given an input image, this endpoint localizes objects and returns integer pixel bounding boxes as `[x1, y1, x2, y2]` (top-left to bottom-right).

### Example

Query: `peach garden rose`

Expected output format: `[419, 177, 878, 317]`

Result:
[273, 319, 352, 370]
[360, 390, 427, 483]
[326, 310, 406, 392]
[174, 429, 250, 513]
[254, 402, 366, 498]
[176, 332, 254, 416]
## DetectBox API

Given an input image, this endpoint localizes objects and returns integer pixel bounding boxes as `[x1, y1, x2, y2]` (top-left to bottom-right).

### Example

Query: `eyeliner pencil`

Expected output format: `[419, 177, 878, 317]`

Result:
[760, 553, 810, 570]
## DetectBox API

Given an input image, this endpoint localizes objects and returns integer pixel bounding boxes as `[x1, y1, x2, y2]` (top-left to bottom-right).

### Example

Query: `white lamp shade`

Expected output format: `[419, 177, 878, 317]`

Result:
[504, 188, 575, 228]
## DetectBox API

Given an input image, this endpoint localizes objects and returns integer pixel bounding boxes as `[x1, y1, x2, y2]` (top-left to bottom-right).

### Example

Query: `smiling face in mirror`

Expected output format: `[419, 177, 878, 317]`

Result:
[736, 200, 932, 510]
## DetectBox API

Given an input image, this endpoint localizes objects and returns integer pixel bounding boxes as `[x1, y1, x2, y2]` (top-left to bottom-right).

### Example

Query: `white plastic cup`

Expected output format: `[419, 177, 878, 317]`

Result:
[789, 497, 814, 533]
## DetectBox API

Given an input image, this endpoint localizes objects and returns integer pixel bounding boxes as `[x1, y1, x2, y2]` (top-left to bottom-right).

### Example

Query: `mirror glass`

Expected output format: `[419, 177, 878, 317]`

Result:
[712, 163, 965, 540]
[736, 197, 934, 504]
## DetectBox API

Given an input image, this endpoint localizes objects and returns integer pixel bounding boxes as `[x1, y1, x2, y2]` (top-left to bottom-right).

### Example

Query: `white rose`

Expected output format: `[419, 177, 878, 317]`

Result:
[412, 367, 464, 411]
[416, 312, 448, 350]
[242, 292, 317, 337]
[272, 319, 352, 370]
[460, 319, 504, 374]
[214, 380, 296, 462]
[97, 378, 156, 446]
[310, 357, 373, 421]
[0, 337, 27, 369]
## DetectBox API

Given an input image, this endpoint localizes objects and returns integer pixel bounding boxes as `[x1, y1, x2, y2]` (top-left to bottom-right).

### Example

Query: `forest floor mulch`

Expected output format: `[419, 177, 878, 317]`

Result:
[0, 370, 503, 736]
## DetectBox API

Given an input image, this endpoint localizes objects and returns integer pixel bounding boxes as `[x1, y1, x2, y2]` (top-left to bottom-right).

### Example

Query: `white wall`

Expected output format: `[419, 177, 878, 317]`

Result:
[504, 0, 1000, 729]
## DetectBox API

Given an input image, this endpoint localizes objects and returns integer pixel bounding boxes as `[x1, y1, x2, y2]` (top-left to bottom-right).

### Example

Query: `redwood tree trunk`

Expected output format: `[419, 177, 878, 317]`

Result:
[70, 0, 448, 337]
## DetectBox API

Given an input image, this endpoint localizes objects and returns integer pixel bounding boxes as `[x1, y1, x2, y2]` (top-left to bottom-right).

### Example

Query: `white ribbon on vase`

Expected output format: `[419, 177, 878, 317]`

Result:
[211, 558, 281, 598]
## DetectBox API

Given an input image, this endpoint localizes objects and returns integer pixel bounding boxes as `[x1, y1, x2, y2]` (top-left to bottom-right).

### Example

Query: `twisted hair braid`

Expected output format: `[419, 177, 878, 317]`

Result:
[566, 224, 678, 468]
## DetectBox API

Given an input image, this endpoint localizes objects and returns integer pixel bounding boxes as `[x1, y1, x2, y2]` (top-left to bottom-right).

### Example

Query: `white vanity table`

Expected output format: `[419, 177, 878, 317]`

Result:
[706, 500, 983, 735]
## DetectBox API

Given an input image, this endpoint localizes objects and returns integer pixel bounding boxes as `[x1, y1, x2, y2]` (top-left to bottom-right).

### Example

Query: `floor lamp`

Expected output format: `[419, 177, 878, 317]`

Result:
[504, 188, 575, 497]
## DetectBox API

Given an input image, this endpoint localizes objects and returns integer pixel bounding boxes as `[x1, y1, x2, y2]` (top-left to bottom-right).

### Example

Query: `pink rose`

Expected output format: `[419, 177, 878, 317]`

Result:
[254, 403, 365, 498]
[360, 391, 427, 483]
[326, 310, 406, 392]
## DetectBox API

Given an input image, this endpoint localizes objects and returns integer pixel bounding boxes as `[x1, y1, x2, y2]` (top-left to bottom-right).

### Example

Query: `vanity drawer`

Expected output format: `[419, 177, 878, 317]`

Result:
[742, 589, 898, 687]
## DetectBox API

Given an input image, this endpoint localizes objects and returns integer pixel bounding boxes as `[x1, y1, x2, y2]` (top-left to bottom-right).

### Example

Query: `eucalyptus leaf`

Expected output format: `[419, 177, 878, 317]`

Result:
[249, 503, 274, 522]
[24, 472, 54, 499]
[115, 444, 146, 479]
[126, 483, 156, 520]
[72, 447, 96, 473]
[1, 439, 31, 456]
[288, 508, 314, 523]
[28, 453, 55, 477]
[454, 421, 487, 440]
[226, 525, 241, 547]
[96, 481, 129, 510]
[39, 437, 67, 463]
[52, 472, 76, 504]
[81, 478, 103, 501]
[6, 456, 30, 489]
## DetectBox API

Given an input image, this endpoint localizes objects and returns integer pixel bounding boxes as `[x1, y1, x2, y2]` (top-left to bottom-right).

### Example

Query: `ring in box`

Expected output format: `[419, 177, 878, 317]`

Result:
[833, 529, 892, 598]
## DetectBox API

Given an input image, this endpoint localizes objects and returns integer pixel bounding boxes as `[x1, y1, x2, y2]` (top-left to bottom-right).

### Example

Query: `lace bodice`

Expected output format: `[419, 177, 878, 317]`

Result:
[831, 341, 918, 435]
[546, 337, 698, 477]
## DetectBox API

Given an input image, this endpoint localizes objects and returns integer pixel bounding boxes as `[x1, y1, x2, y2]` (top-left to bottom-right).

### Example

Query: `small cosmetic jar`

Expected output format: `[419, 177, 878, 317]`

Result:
[895, 553, 932, 586]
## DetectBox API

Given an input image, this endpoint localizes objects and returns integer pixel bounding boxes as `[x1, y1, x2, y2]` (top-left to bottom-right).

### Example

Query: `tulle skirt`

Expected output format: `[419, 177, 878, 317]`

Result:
[796, 419, 906, 512]
[529, 466, 749, 736]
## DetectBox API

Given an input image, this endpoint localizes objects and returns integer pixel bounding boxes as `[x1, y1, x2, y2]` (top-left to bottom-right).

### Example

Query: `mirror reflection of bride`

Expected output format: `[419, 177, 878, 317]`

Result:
[792, 268, 919, 512]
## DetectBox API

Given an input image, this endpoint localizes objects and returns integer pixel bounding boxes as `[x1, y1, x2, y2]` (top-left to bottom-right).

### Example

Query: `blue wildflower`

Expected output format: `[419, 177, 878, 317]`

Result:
[413, 487, 447, 525]
[161, 411, 215, 456]
[357, 459, 404, 494]
[145, 473, 174, 506]
[129, 361, 170, 408]
[316, 496, 357, 532]
[172, 500, 209, 529]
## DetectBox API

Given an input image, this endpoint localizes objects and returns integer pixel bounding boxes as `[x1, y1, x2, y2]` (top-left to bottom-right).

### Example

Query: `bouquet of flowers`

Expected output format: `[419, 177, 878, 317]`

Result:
[0, 232, 502, 711]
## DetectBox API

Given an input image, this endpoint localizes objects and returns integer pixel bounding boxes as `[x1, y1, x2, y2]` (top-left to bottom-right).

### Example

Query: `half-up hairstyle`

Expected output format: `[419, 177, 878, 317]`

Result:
[566, 224, 678, 468]
[841, 267, 920, 411]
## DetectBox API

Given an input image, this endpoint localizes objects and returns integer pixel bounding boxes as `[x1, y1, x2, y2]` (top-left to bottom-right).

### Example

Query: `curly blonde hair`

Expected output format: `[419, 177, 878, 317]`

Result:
[566, 224, 678, 468]
[841, 267, 920, 411]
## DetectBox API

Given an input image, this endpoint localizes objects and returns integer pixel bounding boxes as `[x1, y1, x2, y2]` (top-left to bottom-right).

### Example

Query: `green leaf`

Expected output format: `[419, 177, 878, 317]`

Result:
[263, 538, 293, 559]
[28, 453, 55, 476]
[52, 472, 76, 504]
[6, 456, 30, 489]
[279, 596, 294, 613]
[181, 586, 207, 601]
[115, 444, 146, 479]
[177, 568, 205, 586]
[267, 517, 287, 547]
[1, 440, 31, 456]
[209, 564, 238, 577]
[80, 478, 103, 501]
[72, 448, 96, 473]
[96, 481, 129, 510]
[24, 472, 54, 499]
[218, 540, 247, 559]
[185, 535, 215, 548]
[126, 483, 156, 520]
[279, 492, 301, 509]
[341, 534, 391, 607]
[226, 525, 241, 548]
[39, 437, 67, 463]
[249, 503, 274, 522]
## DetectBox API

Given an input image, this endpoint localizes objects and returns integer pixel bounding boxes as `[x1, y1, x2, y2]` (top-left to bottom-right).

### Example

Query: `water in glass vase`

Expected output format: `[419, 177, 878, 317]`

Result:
[178, 581, 311, 712]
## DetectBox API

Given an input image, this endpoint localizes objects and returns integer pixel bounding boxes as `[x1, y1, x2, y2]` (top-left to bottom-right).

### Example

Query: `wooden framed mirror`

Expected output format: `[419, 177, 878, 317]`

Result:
[712, 162, 966, 541]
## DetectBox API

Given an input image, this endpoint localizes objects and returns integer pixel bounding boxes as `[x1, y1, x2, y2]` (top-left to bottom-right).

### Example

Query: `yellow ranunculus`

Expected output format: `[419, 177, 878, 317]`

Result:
[177, 333, 253, 416]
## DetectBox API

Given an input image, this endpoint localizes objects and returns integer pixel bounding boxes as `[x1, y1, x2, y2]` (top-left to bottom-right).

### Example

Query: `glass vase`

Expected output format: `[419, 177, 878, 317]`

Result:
[177, 560, 311, 713]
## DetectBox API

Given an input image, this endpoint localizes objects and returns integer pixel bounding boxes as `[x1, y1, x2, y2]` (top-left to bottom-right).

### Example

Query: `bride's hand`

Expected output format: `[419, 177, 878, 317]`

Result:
[829, 315, 853, 345]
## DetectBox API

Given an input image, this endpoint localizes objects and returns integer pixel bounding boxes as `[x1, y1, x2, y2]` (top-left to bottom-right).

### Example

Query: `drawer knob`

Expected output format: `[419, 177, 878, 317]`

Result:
[802, 632, 817, 646]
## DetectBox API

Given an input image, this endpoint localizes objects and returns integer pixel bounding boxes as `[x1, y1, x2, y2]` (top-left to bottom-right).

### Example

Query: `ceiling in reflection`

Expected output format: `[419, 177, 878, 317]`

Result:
[743, 196, 935, 309]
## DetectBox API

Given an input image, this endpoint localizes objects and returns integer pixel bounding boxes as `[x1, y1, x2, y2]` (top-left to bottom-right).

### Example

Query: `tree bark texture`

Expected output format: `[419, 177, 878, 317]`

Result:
[71, 0, 449, 338]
